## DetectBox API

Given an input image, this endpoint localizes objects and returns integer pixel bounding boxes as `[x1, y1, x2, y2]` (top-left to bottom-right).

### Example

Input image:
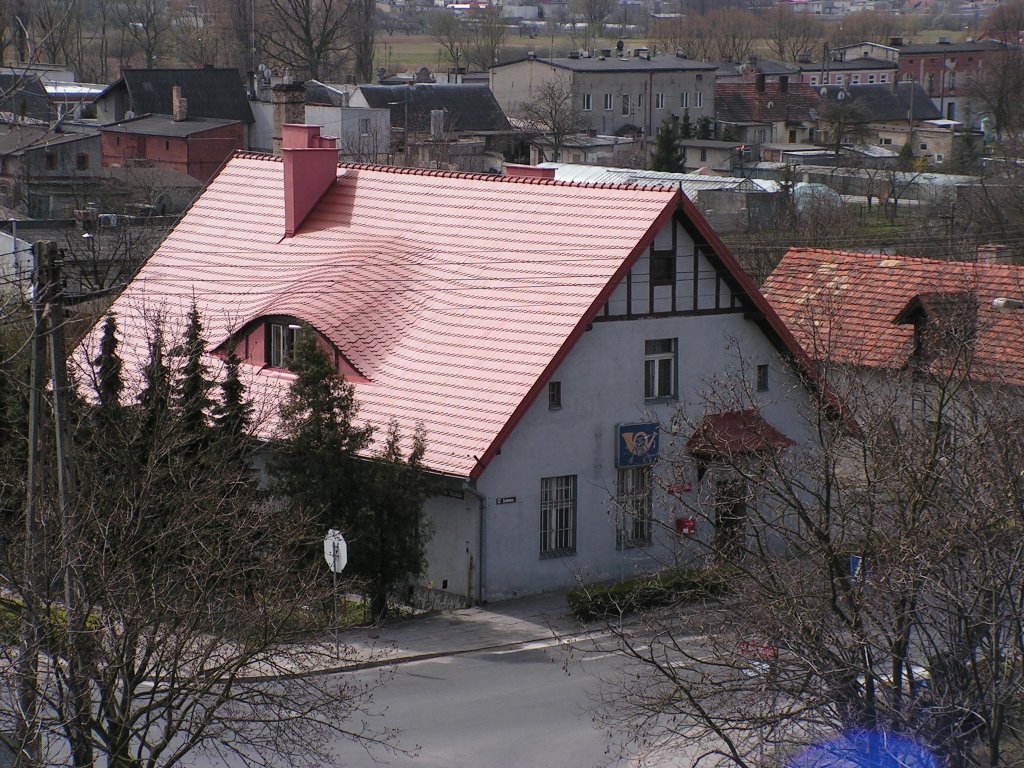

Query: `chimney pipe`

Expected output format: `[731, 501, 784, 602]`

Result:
[504, 163, 555, 179]
[977, 244, 1013, 264]
[271, 81, 306, 155]
[282, 124, 339, 237]
[172, 84, 187, 121]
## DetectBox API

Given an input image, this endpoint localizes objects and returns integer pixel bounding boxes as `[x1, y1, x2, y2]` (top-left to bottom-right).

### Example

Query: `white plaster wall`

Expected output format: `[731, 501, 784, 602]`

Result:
[475, 309, 816, 600]
[420, 493, 481, 600]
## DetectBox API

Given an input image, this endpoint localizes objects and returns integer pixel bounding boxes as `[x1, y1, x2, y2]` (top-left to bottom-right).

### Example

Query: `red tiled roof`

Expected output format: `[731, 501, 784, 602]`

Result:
[686, 409, 795, 460]
[715, 82, 822, 124]
[762, 248, 1024, 385]
[76, 156, 682, 477]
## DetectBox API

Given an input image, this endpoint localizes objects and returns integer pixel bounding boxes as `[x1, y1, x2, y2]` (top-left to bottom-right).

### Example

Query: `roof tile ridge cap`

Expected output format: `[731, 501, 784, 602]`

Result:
[233, 150, 280, 162]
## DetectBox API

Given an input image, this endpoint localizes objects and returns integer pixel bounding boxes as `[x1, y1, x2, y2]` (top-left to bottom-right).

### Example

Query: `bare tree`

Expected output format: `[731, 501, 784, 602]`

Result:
[964, 0, 1024, 139]
[581, 304, 1024, 768]
[349, 0, 375, 82]
[430, 9, 467, 69]
[27, 0, 78, 65]
[516, 79, 587, 163]
[830, 10, 896, 47]
[173, 0, 226, 68]
[116, 0, 174, 68]
[572, 0, 614, 50]
[0, 310, 404, 767]
[763, 5, 823, 62]
[706, 9, 758, 63]
[463, 6, 505, 71]
[258, 0, 350, 81]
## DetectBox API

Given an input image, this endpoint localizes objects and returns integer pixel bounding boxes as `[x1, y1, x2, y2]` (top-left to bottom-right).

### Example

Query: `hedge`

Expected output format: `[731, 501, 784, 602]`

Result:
[567, 566, 732, 622]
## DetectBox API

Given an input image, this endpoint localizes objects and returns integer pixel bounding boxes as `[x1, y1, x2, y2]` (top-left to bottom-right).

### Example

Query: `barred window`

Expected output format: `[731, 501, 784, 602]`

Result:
[616, 466, 652, 548]
[540, 475, 576, 556]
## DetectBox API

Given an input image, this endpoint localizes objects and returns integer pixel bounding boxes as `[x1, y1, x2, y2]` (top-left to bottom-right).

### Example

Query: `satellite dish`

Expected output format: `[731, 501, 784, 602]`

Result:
[837, 91, 846, 101]
[819, 86, 828, 97]
[766, 100, 774, 109]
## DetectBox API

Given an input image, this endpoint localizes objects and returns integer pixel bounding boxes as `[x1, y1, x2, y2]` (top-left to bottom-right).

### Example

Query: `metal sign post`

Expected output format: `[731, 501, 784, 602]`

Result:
[324, 530, 348, 660]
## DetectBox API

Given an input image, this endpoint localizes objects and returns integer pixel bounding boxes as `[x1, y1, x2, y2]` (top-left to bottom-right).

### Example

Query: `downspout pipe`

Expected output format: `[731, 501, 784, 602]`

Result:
[462, 482, 486, 605]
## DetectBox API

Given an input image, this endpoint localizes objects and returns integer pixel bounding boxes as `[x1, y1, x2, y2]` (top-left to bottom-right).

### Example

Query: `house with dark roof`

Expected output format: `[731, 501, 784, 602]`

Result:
[94, 67, 254, 137]
[0, 124, 102, 217]
[819, 83, 955, 162]
[715, 79, 823, 148]
[348, 83, 513, 170]
[490, 53, 717, 139]
[0, 74, 53, 122]
[75, 123, 826, 603]
[99, 88, 246, 184]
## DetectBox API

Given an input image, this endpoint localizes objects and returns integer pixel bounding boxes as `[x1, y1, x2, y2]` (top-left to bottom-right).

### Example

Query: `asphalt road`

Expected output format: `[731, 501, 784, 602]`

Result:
[330, 636, 639, 768]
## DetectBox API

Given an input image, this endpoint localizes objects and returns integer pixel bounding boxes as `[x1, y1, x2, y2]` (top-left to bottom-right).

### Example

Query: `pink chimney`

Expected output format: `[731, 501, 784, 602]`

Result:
[282, 124, 339, 238]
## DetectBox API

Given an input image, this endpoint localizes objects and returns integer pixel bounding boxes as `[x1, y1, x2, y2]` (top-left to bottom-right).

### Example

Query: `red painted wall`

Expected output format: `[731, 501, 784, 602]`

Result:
[101, 123, 245, 183]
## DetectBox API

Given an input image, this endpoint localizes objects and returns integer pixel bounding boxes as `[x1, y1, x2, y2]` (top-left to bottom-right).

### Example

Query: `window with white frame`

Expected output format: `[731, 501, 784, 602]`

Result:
[269, 322, 299, 368]
[695, 91, 703, 108]
[616, 466, 652, 547]
[540, 475, 576, 556]
[644, 338, 676, 400]
[582, 93, 592, 111]
[603, 93, 613, 110]
[681, 92, 689, 108]
[655, 92, 665, 109]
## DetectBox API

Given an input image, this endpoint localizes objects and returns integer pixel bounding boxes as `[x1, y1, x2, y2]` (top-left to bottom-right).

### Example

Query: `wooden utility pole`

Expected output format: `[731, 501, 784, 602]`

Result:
[16, 242, 51, 768]
[43, 246, 93, 768]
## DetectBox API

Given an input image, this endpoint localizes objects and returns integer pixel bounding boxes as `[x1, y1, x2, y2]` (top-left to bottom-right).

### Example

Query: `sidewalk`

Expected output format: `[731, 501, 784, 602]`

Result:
[334, 589, 582, 671]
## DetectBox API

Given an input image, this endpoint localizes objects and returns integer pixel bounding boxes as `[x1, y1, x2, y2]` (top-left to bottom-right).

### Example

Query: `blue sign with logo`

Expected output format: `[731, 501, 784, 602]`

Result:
[617, 423, 659, 468]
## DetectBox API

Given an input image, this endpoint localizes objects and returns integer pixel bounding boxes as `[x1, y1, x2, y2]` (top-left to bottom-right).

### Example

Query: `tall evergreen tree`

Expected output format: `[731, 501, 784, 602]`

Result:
[357, 420, 434, 621]
[138, 326, 170, 445]
[213, 347, 252, 442]
[272, 329, 373, 531]
[94, 313, 123, 420]
[174, 302, 212, 439]
[650, 117, 683, 172]
[679, 108, 694, 140]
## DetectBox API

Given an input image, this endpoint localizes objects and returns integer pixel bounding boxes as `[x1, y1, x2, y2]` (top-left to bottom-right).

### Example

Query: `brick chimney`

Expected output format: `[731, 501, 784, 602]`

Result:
[283, 124, 338, 238]
[977, 243, 1013, 264]
[172, 85, 187, 122]
[272, 82, 306, 155]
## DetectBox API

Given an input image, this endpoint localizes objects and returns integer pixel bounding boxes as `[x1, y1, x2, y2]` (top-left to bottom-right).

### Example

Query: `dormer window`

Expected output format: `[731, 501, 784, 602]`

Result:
[269, 322, 300, 368]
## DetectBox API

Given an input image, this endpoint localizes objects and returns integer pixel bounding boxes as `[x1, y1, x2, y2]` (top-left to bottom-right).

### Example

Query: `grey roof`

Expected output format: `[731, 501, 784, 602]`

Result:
[797, 57, 898, 72]
[679, 139, 745, 149]
[0, 74, 52, 121]
[101, 114, 241, 138]
[537, 162, 762, 197]
[355, 84, 511, 133]
[304, 80, 352, 107]
[711, 60, 801, 77]
[822, 82, 941, 122]
[494, 54, 717, 73]
[100, 68, 254, 123]
[898, 39, 1008, 55]
[0, 124, 98, 155]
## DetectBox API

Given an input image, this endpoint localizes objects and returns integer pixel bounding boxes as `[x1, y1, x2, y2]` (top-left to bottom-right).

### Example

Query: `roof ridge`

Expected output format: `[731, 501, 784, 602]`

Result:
[784, 247, 1024, 273]
[227, 151, 676, 192]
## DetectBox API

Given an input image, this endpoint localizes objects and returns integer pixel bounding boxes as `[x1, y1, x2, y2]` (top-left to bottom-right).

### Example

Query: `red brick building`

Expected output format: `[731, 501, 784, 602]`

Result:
[897, 39, 1007, 123]
[100, 114, 245, 184]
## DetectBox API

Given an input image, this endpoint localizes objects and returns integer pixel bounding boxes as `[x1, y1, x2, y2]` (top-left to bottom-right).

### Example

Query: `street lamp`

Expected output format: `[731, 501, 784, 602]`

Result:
[992, 297, 1024, 312]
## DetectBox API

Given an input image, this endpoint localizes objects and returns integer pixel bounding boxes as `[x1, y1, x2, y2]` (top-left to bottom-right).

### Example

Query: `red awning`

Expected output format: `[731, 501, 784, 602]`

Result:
[686, 409, 794, 460]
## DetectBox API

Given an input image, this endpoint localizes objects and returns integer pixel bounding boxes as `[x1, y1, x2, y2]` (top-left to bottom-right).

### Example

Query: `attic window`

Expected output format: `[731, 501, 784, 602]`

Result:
[268, 321, 300, 369]
[76, 153, 89, 171]
[650, 249, 675, 285]
[44, 152, 57, 171]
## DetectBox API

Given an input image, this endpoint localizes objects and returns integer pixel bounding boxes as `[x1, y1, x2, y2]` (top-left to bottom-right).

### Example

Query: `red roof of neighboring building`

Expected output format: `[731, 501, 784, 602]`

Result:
[762, 248, 1024, 385]
[77, 150, 820, 478]
[715, 82, 823, 125]
[687, 410, 795, 460]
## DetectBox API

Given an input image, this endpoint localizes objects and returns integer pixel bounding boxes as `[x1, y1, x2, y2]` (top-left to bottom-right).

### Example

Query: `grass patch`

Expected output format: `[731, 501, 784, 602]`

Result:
[568, 566, 732, 622]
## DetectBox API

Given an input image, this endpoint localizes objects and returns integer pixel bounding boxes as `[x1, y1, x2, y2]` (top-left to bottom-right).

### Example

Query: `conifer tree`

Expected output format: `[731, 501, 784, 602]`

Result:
[213, 347, 252, 441]
[650, 117, 683, 172]
[272, 328, 373, 530]
[680, 108, 694, 140]
[138, 326, 170, 446]
[94, 313, 123, 420]
[174, 302, 212, 439]
[357, 420, 434, 621]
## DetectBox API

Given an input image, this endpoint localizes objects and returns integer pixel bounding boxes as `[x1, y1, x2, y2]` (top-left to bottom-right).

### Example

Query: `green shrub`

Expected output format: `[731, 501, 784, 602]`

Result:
[568, 567, 731, 622]
[0, 597, 100, 655]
